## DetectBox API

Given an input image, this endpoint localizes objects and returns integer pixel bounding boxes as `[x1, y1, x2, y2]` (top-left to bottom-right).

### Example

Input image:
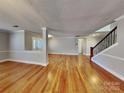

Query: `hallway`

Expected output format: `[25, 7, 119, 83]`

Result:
[0, 55, 124, 93]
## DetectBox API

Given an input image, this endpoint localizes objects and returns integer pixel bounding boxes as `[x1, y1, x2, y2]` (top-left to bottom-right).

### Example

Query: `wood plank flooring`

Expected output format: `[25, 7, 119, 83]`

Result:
[0, 54, 124, 93]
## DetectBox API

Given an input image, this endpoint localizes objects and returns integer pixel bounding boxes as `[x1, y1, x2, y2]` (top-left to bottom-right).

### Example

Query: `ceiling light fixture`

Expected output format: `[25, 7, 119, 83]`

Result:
[13, 25, 19, 28]
[92, 34, 97, 37]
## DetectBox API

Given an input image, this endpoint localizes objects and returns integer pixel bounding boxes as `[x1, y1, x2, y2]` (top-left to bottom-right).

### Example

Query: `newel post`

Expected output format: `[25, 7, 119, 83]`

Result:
[90, 47, 94, 62]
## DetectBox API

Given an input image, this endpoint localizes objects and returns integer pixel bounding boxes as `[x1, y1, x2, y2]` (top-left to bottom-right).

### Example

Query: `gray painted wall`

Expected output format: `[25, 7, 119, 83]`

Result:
[25, 31, 32, 50]
[0, 32, 9, 51]
[0, 32, 9, 60]
[9, 31, 25, 50]
[48, 37, 78, 55]
[0, 52, 9, 60]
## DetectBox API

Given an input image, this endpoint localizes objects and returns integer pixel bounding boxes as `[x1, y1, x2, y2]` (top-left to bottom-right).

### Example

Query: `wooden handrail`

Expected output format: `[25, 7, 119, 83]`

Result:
[90, 47, 94, 62]
[93, 26, 117, 49]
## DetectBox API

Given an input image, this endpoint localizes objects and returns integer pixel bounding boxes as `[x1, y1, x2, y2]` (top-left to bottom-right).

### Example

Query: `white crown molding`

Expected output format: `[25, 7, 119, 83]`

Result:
[0, 51, 9, 53]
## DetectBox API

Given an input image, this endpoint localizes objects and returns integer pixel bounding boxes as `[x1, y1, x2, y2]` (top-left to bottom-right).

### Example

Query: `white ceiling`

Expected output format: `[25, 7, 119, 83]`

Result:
[0, 0, 124, 36]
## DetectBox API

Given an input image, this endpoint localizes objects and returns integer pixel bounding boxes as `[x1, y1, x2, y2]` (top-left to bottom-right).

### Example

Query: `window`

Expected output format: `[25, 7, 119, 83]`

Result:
[32, 37, 44, 50]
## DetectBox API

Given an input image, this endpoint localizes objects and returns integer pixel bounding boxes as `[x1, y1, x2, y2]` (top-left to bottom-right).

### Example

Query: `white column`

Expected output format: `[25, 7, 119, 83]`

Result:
[42, 27, 48, 66]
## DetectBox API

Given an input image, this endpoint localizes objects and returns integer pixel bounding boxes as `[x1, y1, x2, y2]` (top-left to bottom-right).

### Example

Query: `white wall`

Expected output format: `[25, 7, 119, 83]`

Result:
[0, 29, 48, 66]
[9, 31, 25, 50]
[9, 31, 47, 66]
[86, 37, 99, 55]
[78, 38, 86, 54]
[48, 37, 78, 55]
[82, 33, 107, 55]
[104, 21, 124, 58]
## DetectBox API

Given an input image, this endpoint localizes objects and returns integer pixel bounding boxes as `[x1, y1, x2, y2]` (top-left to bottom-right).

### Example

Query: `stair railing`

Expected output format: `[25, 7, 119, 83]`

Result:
[90, 26, 117, 61]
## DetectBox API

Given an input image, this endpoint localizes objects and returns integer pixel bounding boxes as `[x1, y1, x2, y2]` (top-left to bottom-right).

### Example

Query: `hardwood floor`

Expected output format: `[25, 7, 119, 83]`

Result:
[0, 54, 124, 93]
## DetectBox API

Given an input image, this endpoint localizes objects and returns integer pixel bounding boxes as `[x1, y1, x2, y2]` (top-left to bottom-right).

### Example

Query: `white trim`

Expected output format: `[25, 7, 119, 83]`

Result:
[0, 51, 42, 53]
[92, 58, 124, 81]
[0, 51, 9, 53]
[115, 15, 124, 21]
[102, 54, 124, 61]
[49, 36, 78, 39]
[49, 52, 78, 55]
[0, 59, 9, 63]
[93, 43, 118, 58]
[9, 51, 42, 54]
[13, 30, 25, 33]
[0, 59, 48, 66]
[0, 51, 47, 66]
[8, 59, 48, 66]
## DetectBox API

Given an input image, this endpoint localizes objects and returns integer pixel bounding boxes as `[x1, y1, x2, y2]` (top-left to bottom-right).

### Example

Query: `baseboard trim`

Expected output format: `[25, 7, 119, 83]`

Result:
[49, 52, 78, 55]
[91, 60, 124, 91]
[0, 59, 9, 63]
[0, 59, 48, 66]
[92, 58, 124, 81]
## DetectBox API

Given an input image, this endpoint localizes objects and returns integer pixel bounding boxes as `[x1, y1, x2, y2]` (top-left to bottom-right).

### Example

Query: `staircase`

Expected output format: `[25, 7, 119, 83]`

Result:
[89, 20, 124, 81]
[90, 26, 117, 60]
